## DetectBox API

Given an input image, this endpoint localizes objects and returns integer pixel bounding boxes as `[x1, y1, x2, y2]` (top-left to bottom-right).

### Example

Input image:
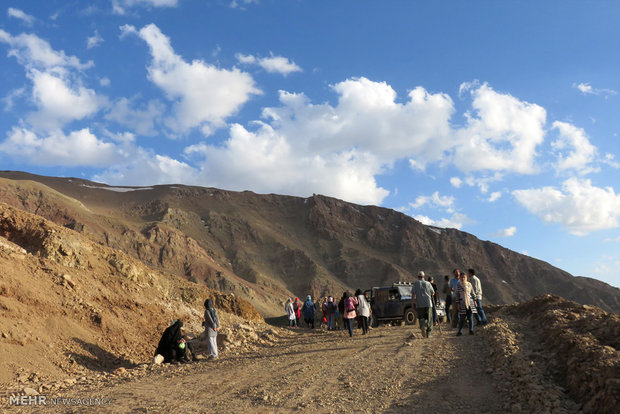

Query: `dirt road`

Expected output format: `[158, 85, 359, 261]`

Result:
[12, 323, 505, 413]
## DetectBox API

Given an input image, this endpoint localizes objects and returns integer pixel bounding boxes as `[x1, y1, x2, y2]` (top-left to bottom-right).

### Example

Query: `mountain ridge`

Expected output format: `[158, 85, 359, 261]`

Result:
[1, 170, 618, 315]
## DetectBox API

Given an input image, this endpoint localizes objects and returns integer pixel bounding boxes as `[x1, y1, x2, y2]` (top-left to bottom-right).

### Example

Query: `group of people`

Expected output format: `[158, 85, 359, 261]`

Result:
[154, 298, 221, 364]
[287, 268, 489, 340]
[438, 268, 488, 335]
[285, 289, 372, 337]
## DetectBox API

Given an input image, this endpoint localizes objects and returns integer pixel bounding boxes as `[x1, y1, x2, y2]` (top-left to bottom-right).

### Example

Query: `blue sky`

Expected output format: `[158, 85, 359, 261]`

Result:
[1, 1, 619, 288]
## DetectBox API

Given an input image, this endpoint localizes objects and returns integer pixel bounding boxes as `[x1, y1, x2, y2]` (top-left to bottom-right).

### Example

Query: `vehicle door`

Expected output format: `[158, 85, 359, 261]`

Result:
[372, 288, 388, 318]
[385, 288, 402, 318]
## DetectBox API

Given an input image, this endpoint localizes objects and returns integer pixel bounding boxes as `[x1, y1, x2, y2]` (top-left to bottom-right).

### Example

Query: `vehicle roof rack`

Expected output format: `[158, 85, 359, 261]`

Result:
[392, 281, 414, 286]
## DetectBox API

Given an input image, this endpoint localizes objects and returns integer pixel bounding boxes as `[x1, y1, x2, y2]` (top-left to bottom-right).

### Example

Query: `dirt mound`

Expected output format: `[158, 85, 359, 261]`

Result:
[0, 202, 262, 387]
[481, 295, 619, 413]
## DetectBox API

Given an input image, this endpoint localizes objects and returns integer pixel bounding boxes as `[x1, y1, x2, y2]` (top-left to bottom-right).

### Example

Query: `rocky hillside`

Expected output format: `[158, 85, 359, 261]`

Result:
[0, 171, 619, 316]
[0, 202, 262, 385]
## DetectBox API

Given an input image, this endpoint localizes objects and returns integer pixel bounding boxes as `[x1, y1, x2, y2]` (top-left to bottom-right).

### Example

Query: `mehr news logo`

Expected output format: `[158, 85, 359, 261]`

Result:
[9, 394, 113, 406]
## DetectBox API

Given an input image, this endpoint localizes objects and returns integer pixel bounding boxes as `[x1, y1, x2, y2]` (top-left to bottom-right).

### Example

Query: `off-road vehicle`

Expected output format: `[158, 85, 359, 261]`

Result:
[364, 282, 416, 326]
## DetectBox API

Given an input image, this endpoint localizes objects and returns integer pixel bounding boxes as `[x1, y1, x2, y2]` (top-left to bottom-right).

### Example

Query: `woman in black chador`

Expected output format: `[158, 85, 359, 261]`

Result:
[155, 319, 194, 363]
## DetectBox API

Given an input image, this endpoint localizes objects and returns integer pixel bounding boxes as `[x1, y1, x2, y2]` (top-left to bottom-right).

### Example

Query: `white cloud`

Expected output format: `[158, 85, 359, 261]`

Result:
[0, 127, 120, 167]
[551, 121, 598, 174]
[235, 53, 256, 64]
[411, 192, 454, 210]
[0, 30, 93, 70]
[127, 24, 261, 135]
[178, 77, 454, 204]
[7, 8, 35, 26]
[105, 97, 165, 136]
[172, 79, 551, 205]
[414, 213, 470, 229]
[603, 236, 620, 243]
[230, 0, 259, 9]
[488, 191, 501, 202]
[2, 87, 25, 110]
[455, 82, 546, 174]
[28, 69, 105, 129]
[462, 173, 503, 193]
[112, 0, 178, 15]
[87, 30, 104, 49]
[94, 151, 199, 186]
[184, 122, 389, 205]
[236, 53, 302, 76]
[99, 77, 111, 86]
[449, 177, 462, 188]
[492, 226, 517, 237]
[573, 82, 617, 98]
[602, 153, 620, 169]
[513, 178, 620, 236]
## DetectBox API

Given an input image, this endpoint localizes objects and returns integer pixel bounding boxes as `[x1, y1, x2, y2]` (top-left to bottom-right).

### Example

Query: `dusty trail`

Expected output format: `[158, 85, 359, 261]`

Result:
[13, 324, 506, 413]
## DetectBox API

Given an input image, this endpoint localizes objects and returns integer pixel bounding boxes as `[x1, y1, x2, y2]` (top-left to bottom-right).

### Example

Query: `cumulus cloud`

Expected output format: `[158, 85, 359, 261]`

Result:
[105, 97, 165, 136]
[513, 178, 620, 235]
[488, 191, 501, 202]
[0, 30, 103, 129]
[7, 8, 35, 26]
[87, 30, 104, 49]
[94, 150, 199, 186]
[0, 127, 120, 167]
[178, 77, 455, 204]
[414, 213, 470, 229]
[455, 82, 546, 174]
[410, 192, 455, 211]
[28, 69, 105, 129]
[460, 173, 503, 193]
[492, 226, 516, 237]
[184, 122, 389, 204]
[167, 79, 554, 205]
[449, 177, 462, 188]
[126, 24, 260, 135]
[551, 121, 598, 174]
[572, 82, 617, 98]
[236, 52, 302, 76]
[0, 30, 93, 70]
[112, 0, 179, 15]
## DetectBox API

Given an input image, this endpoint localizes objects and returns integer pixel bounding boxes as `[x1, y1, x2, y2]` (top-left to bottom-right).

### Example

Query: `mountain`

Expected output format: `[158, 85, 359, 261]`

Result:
[1, 170, 619, 315]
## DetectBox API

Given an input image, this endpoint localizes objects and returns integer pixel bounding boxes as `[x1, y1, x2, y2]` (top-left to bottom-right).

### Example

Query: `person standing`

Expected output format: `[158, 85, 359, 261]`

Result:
[338, 292, 347, 330]
[455, 272, 478, 336]
[355, 289, 370, 335]
[293, 297, 302, 327]
[203, 299, 220, 359]
[285, 298, 297, 328]
[428, 276, 439, 325]
[449, 269, 460, 328]
[325, 296, 337, 330]
[443, 275, 452, 323]
[412, 271, 435, 338]
[343, 292, 358, 337]
[302, 295, 316, 328]
[468, 269, 488, 325]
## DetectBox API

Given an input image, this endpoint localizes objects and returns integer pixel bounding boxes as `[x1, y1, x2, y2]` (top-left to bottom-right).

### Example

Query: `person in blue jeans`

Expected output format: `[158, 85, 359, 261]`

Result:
[468, 269, 488, 325]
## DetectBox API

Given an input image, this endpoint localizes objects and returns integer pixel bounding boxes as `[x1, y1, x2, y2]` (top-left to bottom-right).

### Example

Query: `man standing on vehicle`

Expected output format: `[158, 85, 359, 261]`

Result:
[412, 271, 435, 338]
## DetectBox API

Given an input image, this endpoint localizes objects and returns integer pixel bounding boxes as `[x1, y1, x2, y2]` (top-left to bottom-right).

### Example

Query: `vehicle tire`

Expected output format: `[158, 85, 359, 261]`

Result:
[404, 308, 416, 325]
